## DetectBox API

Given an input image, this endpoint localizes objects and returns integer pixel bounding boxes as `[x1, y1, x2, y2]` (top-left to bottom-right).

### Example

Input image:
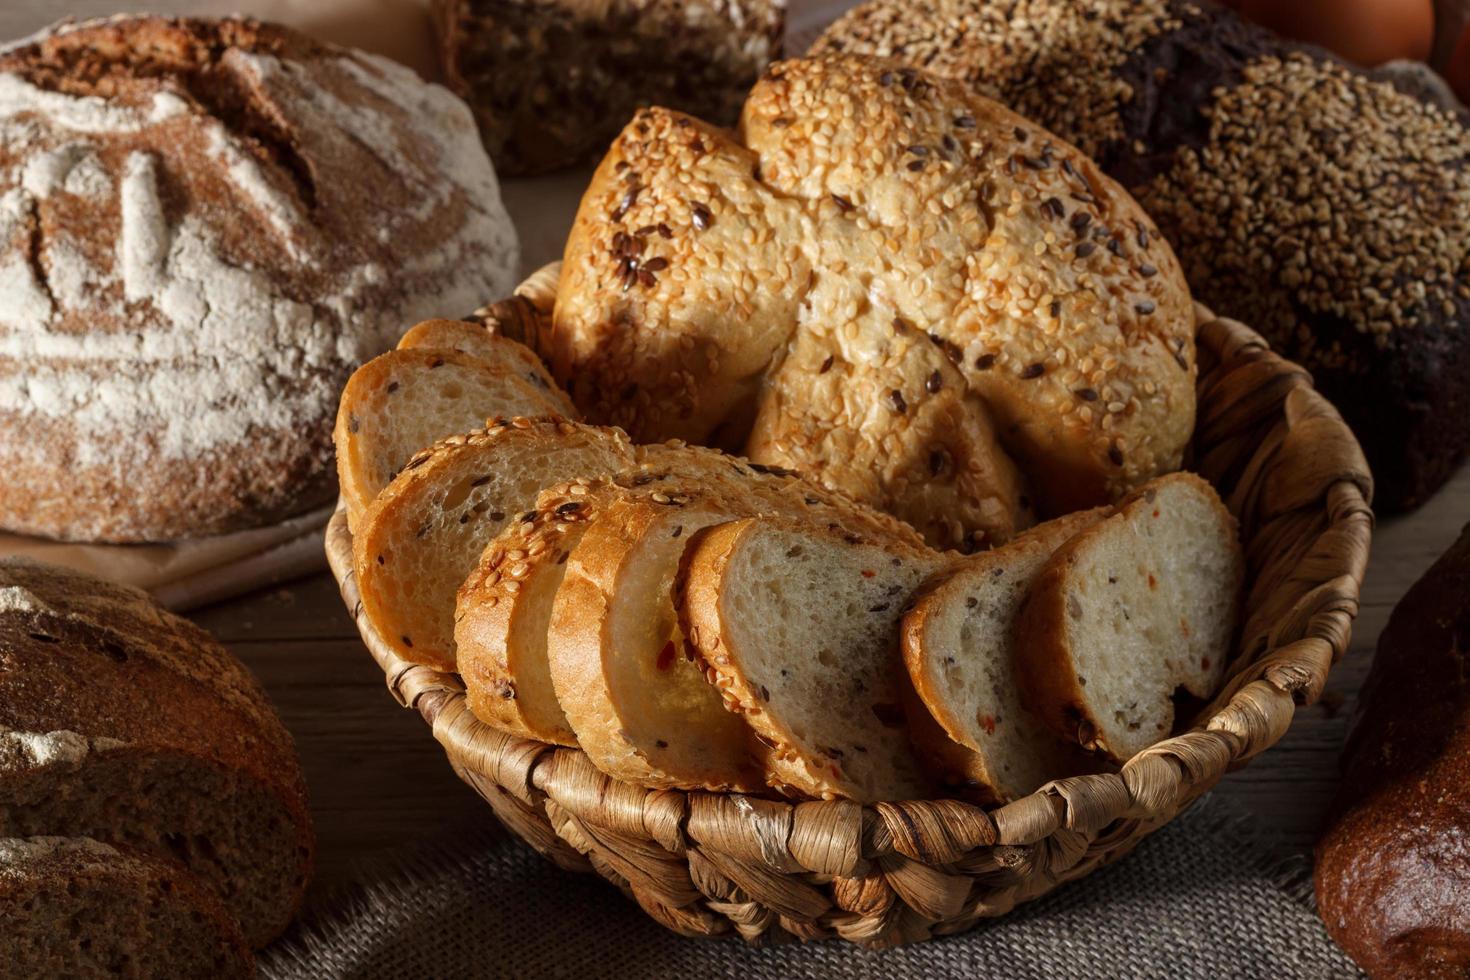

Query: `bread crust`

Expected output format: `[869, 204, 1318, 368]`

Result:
[1014, 472, 1240, 763]
[0, 15, 517, 542]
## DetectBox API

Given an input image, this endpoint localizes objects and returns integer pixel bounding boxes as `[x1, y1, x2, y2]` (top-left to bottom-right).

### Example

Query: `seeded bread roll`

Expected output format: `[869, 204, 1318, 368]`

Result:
[431, 0, 785, 175]
[0, 15, 517, 543]
[549, 55, 1197, 550]
[816, 0, 1470, 511]
[1, 837, 254, 979]
[1315, 524, 1470, 978]
[0, 559, 313, 949]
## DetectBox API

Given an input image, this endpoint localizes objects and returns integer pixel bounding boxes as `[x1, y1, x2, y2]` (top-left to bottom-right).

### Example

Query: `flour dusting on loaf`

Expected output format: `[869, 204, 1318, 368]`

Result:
[0, 16, 519, 542]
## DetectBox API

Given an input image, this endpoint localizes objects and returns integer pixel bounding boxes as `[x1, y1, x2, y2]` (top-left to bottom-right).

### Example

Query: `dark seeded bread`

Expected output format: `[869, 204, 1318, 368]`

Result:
[1014, 473, 1242, 764]
[0, 559, 313, 950]
[431, 0, 784, 175]
[816, 0, 1470, 510]
[901, 509, 1108, 803]
[1315, 523, 1470, 978]
[679, 516, 950, 801]
[0, 837, 254, 980]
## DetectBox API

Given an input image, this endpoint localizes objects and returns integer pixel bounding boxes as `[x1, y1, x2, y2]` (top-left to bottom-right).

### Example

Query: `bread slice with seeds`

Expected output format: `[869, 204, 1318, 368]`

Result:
[335, 344, 575, 528]
[901, 508, 1107, 803]
[457, 452, 923, 747]
[352, 418, 643, 672]
[1016, 472, 1243, 763]
[1, 837, 254, 979]
[680, 517, 951, 801]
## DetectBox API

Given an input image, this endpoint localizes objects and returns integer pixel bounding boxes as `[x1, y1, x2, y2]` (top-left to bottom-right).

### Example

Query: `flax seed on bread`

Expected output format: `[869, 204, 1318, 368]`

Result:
[1015, 472, 1243, 763]
[679, 517, 951, 801]
[901, 509, 1107, 803]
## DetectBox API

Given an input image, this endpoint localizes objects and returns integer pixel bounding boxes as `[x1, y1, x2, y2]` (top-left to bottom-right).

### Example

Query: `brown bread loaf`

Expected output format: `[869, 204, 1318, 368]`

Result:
[0, 15, 518, 542]
[432, 0, 785, 175]
[816, 0, 1470, 511]
[1315, 525, 1470, 978]
[0, 559, 314, 949]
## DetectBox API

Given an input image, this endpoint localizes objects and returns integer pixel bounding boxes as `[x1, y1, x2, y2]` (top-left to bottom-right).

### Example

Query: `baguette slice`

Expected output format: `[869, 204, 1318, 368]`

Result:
[458, 451, 923, 747]
[352, 418, 642, 671]
[335, 343, 575, 528]
[901, 509, 1107, 803]
[0, 837, 254, 979]
[680, 517, 950, 801]
[1016, 472, 1243, 763]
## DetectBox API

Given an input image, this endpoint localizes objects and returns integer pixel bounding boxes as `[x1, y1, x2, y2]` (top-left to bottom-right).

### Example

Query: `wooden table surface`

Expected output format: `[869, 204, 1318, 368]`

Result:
[6, 0, 1470, 925]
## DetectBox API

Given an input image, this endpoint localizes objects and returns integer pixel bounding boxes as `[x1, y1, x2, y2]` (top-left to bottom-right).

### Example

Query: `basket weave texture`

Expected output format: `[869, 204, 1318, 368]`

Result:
[325, 264, 1373, 948]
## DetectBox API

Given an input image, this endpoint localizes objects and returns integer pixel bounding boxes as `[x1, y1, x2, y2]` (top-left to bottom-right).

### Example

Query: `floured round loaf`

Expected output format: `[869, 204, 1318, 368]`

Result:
[0, 558, 314, 949]
[0, 15, 518, 542]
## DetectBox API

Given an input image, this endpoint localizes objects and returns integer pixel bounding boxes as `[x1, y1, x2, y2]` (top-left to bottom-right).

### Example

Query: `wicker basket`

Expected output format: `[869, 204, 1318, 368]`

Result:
[325, 264, 1373, 948]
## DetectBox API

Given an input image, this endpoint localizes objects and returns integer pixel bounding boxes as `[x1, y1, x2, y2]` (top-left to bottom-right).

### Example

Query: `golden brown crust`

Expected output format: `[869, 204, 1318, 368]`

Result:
[551, 55, 1196, 548]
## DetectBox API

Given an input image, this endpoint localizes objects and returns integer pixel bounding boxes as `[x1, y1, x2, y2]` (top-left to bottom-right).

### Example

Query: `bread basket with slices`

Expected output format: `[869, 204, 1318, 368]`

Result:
[325, 55, 1372, 948]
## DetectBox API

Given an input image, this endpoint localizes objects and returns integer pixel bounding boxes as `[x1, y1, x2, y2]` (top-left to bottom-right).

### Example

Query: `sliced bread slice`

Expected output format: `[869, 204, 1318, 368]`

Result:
[1016, 472, 1244, 763]
[680, 517, 950, 802]
[901, 508, 1107, 803]
[334, 345, 575, 528]
[397, 318, 568, 404]
[456, 451, 924, 747]
[0, 837, 254, 978]
[352, 418, 640, 671]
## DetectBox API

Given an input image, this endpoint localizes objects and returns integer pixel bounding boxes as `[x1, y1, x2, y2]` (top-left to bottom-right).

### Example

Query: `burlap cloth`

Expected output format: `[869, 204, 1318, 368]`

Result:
[261, 795, 1361, 979]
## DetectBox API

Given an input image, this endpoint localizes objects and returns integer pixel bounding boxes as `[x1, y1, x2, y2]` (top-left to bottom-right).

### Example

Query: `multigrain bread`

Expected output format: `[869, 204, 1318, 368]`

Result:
[458, 454, 920, 748]
[0, 837, 254, 980]
[1315, 523, 1470, 979]
[816, 0, 1470, 511]
[0, 15, 518, 542]
[901, 509, 1107, 803]
[679, 517, 950, 801]
[353, 418, 641, 672]
[549, 55, 1197, 549]
[334, 343, 575, 528]
[431, 0, 785, 175]
[1015, 473, 1242, 763]
[0, 559, 313, 949]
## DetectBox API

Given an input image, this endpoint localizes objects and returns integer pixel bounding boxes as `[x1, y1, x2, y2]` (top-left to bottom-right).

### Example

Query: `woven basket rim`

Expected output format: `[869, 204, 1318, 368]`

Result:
[324, 262, 1373, 943]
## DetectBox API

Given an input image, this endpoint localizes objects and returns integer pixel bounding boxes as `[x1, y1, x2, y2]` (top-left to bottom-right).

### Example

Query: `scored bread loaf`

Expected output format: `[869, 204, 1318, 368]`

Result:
[0, 559, 313, 949]
[549, 54, 1197, 548]
[679, 517, 950, 801]
[352, 418, 642, 672]
[431, 0, 784, 175]
[334, 341, 575, 528]
[0, 15, 518, 543]
[816, 0, 1470, 511]
[1015, 473, 1243, 763]
[901, 509, 1107, 803]
[0, 837, 254, 979]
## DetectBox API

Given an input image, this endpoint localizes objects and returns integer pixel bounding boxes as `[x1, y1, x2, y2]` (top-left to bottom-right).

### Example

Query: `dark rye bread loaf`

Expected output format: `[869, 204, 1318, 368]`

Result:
[431, 0, 785, 175]
[0, 559, 313, 949]
[0, 15, 517, 542]
[0, 837, 254, 979]
[1314, 524, 1470, 978]
[816, 0, 1470, 511]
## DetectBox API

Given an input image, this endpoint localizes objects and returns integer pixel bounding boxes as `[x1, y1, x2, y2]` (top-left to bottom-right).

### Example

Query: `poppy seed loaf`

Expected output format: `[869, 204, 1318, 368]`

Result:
[548, 55, 1197, 550]
[0, 558, 313, 949]
[0, 15, 518, 543]
[817, 0, 1470, 511]
[431, 0, 785, 175]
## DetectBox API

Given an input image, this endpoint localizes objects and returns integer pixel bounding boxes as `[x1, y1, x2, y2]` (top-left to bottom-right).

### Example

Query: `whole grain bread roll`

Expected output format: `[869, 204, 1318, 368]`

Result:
[0, 558, 314, 949]
[1315, 524, 1470, 978]
[549, 55, 1197, 551]
[815, 0, 1470, 512]
[0, 15, 519, 543]
[432, 0, 785, 175]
